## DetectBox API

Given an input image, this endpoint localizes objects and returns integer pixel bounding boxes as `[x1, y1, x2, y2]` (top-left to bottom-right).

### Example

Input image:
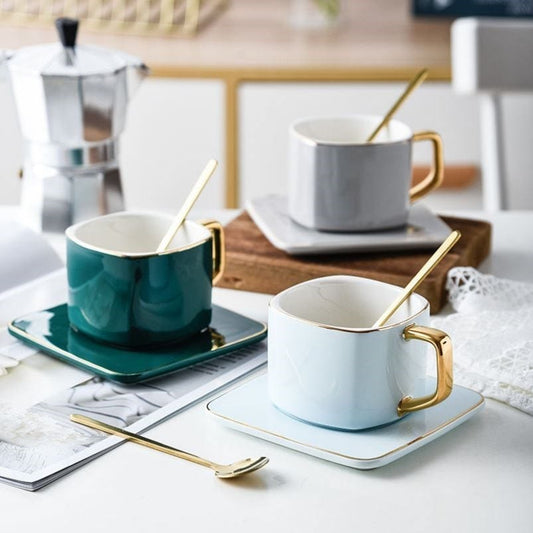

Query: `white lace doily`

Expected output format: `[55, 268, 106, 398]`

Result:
[432, 267, 533, 415]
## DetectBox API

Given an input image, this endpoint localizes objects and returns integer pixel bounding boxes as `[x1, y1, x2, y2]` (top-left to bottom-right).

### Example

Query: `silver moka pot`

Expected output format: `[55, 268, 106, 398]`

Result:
[2, 18, 149, 232]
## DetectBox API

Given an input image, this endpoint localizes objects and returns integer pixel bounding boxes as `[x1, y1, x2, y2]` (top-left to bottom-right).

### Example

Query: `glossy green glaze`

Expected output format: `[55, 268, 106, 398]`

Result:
[9, 303, 267, 384]
[67, 236, 212, 347]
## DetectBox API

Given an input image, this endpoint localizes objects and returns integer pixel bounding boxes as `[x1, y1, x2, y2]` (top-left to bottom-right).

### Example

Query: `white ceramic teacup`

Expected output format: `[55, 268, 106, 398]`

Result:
[268, 275, 453, 430]
[288, 114, 444, 232]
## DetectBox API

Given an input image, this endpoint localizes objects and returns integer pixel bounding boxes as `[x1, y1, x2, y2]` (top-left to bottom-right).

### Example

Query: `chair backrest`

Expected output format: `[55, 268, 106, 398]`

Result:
[452, 17, 533, 93]
[451, 17, 533, 210]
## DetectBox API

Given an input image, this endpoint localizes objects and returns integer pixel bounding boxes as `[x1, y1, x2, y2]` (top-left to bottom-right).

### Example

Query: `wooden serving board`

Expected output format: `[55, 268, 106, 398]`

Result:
[217, 212, 492, 313]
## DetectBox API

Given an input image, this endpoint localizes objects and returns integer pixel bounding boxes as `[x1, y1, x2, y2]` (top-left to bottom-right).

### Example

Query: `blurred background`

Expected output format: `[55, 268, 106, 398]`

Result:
[1, 0, 532, 215]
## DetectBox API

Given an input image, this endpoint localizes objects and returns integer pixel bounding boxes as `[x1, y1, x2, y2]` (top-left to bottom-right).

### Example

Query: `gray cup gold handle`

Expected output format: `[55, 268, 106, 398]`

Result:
[409, 131, 444, 202]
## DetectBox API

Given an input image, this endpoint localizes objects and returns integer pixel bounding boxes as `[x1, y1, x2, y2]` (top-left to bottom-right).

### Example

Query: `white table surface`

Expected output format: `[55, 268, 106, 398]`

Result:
[1, 208, 533, 533]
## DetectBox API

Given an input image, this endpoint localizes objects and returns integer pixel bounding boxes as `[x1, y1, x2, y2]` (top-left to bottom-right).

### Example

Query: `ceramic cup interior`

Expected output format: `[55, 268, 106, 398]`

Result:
[291, 115, 412, 146]
[272, 275, 427, 330]
[66, 211, 211, 256]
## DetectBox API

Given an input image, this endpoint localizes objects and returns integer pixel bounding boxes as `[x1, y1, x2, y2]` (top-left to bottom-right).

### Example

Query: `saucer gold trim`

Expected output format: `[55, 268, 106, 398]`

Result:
[7, 312, 267, 381]
[206, 386, 484, 465]
[7, 322, 124, 378]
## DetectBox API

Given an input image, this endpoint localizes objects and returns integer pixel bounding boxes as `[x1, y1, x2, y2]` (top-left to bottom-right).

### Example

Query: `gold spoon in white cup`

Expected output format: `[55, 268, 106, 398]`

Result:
[71, 414, 269, 479]
[366, 68, 428, 143]
[372, 229, 461, 328]
[156, 158, 218, 253]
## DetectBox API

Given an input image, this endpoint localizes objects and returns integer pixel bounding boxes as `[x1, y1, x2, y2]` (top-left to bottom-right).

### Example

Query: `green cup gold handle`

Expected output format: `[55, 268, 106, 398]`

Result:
[199, 219, 225, 285]
[398, 324, 453, 416]
[409, 131, 444, 203]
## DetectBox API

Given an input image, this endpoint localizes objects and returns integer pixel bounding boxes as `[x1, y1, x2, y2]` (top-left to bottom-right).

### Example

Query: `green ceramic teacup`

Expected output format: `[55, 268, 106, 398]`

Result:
[65, 211, 225, 347]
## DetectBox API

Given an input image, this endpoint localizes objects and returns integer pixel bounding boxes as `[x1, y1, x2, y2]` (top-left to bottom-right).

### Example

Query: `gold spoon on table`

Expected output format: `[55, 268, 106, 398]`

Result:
[156, 158, 218, 253]
[71, 414, 269, 479]
[372, 229, 461, 328]
[366, 68, 428, 143]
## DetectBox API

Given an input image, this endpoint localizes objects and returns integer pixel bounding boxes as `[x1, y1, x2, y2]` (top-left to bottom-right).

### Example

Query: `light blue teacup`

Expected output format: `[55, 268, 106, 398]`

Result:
[268, 276, 453, 430]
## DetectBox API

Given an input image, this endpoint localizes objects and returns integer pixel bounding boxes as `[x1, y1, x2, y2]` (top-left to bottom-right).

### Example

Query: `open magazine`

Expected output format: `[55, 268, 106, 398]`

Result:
[0, 218, 267, 491]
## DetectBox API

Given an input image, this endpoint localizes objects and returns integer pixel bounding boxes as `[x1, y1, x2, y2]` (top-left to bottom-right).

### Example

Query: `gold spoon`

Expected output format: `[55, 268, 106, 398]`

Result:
[156, 158, 218, 253]
[372, 229, 461, 328]
[366, 68, 428, 143]
[71, 414, 269, 479]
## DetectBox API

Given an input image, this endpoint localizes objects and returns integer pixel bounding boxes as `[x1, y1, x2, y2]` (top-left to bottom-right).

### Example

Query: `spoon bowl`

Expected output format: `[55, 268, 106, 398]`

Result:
[214, 457, 270, 478]
[71, 414, 268, 479]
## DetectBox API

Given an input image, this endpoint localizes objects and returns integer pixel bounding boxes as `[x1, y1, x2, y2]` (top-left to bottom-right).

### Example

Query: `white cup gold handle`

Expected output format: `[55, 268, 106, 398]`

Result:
[398, 324, 453, 416]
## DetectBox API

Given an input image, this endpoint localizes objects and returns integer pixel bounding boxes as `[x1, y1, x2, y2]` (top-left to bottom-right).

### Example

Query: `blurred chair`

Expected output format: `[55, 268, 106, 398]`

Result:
[451, 17, 533, 210]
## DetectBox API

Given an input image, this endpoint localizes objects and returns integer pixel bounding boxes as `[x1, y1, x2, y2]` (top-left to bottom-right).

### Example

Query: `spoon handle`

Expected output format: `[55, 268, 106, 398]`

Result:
[366, 68, 428, 143]
[372, 230, 461, 328]
[156, 158, 218, 253]
[70, 414, 213, 469]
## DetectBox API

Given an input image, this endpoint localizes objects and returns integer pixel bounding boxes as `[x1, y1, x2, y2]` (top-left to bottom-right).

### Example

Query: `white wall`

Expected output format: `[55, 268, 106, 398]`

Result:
[0, 80, 23, 204]
[1, 77, 532, 210]
[121, 78, 225, 211]
[239, 81, 481, 204]
[0, 78, 226, 211]
[502, 93, 533, 208]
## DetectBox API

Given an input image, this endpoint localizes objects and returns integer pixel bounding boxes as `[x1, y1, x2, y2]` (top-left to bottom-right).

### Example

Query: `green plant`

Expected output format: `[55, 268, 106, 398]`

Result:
[313, 0, 340, 19]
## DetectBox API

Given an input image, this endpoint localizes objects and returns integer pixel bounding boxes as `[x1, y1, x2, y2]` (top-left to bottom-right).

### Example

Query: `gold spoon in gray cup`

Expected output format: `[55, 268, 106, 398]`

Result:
[71, 414, 269, 478]
[366, 68, 428, 143]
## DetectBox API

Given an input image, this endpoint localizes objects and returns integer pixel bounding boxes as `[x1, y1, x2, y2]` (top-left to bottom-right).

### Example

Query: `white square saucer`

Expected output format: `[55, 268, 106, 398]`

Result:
[246, 195, 451, 255]
[207, 375, 484, 469]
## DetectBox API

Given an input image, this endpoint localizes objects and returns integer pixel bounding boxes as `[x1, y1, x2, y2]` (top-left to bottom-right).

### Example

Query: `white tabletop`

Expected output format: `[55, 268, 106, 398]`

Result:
[2, 209, 533, 533]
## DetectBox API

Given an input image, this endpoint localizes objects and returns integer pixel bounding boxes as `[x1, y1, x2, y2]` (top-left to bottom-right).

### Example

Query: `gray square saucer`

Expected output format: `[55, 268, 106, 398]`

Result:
[247, 195, 451, 255]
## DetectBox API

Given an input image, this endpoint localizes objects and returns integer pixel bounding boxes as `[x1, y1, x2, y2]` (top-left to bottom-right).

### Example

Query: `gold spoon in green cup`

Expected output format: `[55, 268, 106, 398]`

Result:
[71, 414, 269, 479]
[156, 158, 218, 253]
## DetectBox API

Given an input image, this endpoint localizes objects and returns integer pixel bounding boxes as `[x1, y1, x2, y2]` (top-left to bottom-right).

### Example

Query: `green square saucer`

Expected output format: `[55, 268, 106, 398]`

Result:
[8, 304, 267, 384]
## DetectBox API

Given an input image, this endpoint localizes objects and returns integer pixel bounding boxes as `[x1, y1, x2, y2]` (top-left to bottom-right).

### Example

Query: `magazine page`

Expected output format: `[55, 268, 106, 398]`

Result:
[0, 267, 86, 406]
[0, 341, 267, 491]
[0, 214, 63, 295]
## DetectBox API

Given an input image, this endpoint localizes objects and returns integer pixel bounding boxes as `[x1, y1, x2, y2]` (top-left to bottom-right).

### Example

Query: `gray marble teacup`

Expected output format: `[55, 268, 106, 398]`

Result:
[288, 115, 443, 232]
